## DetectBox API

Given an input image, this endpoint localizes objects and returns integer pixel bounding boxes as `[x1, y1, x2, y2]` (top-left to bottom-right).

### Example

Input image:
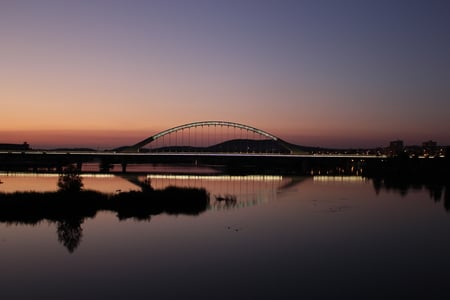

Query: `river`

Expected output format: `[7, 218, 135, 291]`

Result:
[0, 171, 449, 299]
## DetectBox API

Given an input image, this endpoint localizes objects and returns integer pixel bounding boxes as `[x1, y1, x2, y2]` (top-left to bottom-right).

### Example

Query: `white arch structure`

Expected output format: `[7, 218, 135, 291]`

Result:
[127, 121, 283, 152]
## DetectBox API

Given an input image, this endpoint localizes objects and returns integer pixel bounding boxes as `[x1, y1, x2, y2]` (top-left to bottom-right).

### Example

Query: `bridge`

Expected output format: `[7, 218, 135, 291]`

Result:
[0, 120, 384, 174]
[114, 120, 305, 154]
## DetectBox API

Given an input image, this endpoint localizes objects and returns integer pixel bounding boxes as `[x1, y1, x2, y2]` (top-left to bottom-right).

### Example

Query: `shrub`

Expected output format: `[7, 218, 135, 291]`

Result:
[57, 165, 84, 192]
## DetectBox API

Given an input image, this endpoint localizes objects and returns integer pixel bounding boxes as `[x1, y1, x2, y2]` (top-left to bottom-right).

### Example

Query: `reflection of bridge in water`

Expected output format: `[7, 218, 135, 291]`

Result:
[134, 174, 306, 210]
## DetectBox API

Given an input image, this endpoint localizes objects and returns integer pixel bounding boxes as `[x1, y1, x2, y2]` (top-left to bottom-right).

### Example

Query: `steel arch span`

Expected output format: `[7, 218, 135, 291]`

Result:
[122, 121, 292, 153]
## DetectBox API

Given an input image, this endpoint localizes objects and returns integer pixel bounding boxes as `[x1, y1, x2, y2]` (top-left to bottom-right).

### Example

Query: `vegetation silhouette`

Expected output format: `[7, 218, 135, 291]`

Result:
[57, 164, 83, 192]
[0, 187, 210, 253]
[362, 155, 450, 211]
[369, 176, 450, 212]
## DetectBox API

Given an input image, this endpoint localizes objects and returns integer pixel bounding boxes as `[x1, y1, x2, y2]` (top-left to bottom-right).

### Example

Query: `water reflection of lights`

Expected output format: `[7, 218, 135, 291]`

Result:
[0, 172, 60, 177]
[0, 172, 114, 178]
[146, 174, 286, 211]
[0, 173, 288, 211]
[146, 174, 283, 181]
[313, 176, 367, 182]
[79, 174, 114, 178]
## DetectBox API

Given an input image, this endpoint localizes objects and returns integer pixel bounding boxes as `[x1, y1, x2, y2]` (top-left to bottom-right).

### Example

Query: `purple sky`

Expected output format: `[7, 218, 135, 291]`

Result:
[1, 0, 449, 148]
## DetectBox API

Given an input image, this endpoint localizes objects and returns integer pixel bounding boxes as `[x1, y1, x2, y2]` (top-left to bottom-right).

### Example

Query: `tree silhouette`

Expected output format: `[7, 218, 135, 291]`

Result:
[57, 164, 83, 192]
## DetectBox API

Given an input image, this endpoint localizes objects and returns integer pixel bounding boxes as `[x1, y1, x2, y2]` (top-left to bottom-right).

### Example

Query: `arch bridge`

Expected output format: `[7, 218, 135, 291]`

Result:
[117, 121, 303, 154]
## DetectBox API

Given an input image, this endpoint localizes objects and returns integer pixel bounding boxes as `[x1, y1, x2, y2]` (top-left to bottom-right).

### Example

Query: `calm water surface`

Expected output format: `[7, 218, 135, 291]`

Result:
[1, 172, 449, 299]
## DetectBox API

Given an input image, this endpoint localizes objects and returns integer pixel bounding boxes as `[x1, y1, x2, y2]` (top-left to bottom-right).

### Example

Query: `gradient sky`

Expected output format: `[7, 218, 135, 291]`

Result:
[1, 0, 449, 148]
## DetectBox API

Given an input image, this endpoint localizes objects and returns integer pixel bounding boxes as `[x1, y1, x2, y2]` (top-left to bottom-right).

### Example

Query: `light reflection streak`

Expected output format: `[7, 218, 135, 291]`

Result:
[313, 176, 367, 182]
[0, 172, 114, 178]
[0, 173, 288, 209]
[146, 174, 286, 210]
[146, 174, 282, 181]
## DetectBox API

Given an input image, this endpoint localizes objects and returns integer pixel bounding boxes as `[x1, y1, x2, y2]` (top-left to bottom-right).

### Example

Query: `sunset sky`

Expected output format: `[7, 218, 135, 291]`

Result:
[1, 0, 449, 149]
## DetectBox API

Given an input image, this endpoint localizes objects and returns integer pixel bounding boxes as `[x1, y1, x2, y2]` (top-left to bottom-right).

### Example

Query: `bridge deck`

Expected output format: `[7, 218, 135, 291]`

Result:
[0, 151, 385, 159]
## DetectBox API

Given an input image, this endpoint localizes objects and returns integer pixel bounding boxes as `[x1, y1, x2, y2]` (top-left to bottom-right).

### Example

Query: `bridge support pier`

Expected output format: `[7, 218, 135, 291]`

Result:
[121, 162, 127, 173]
[300, 159, 309, 174]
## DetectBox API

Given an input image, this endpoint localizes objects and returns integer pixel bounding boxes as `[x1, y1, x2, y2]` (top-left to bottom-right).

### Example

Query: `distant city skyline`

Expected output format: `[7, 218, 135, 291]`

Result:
[1, 0, 450, 148]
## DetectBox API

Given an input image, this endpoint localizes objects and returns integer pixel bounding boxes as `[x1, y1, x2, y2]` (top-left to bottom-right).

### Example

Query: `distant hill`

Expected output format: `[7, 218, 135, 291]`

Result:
[143, 139, 291, 153]
[47, 148, 97, 152]
[208, 139, 291, 153]
[121, 139, 359, 154]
